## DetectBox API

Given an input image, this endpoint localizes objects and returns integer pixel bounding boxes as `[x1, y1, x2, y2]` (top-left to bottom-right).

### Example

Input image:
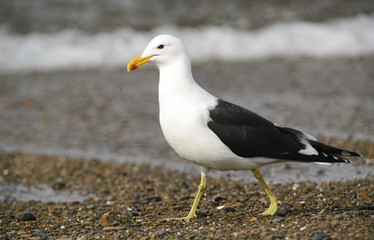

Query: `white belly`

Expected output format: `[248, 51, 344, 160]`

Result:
[159, 97, 276, 171]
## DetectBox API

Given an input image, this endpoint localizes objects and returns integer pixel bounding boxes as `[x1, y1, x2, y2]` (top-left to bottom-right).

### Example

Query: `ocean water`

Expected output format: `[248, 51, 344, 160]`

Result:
[1, 1, 374, 73]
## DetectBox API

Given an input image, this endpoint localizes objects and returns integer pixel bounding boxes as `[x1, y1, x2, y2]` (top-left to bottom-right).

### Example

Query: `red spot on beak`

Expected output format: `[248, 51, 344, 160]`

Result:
[131, 64, 138, 71]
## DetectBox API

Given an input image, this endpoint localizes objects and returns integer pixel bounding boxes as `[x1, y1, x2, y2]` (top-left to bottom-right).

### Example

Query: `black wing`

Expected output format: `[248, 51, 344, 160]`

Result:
[207, 100, 360, 163]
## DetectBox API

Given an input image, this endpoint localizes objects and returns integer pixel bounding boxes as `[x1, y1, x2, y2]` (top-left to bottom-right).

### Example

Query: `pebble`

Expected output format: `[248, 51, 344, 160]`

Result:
[350, 210, 360, 215]
[86, 204, 95, 209]
[99, 212, 113, 226]
[179, 196, 194, 201]
[32, 229, 46, 236]
[311, 233, 332, 240]
[275, 210, 288, 216]
[335, 215, 344, 220]
[213, 196, 227, 202]
[170, 205, 187, 210]
[7, 231, 17, 237]
[17, 231, 27, 235]
[136, 196, 162, 204]
[196, 209, 208, 217]
[271, 217, 283, 224]
[52, 178, 66, 190]
[18, 212, 36, 221]
[103, 226, 126, 231]
[223, 207, 236, 212]
[154, 230, 166, 236]
[129, 211, 140, 217]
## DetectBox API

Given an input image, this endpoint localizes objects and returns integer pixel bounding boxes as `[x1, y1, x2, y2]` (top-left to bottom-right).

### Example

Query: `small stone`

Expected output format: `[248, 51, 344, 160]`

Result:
[196, 209, 208, 217]
[86, 204, 95, 209]
[272, 217, 283, 223]
[179, 196, 193, 201]
[129, 211, 140, 217]
[32, 229, 46, 236]
[19, 234, 33, 238]
[330, 221, 339, 227]
[336, 215, 344, 220]
[137, 196, 162, 204]
[351, 210, 360, 215]
[276, 210, 288, 216]
[52, 178, 66, 190]
[170, 205, 188, 211]
[7, 231, 17, 236]
[99, 212, 113, 226]
[230, 202, 245, 208]
[103, 226, 126, 231]
[154, 230, 166, 236]
[18, 212, 36, 221]
[213, 196, 227, 202]
[311, 233, 332, 240]
[223, 207, 235, 212]
[216, 205, 225, 210]
[17, 231, 27, 236]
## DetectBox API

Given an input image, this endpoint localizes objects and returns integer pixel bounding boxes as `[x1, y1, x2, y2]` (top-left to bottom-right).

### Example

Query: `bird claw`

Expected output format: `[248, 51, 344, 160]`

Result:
[259, 202, 278, 216]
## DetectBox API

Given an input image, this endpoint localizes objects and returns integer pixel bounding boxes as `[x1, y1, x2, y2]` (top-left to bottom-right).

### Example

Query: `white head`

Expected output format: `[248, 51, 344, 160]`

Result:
[127, 35, 190, 71]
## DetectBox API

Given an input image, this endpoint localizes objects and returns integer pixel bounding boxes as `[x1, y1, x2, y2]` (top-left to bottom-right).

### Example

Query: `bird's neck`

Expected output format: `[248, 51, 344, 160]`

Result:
[158, 59, 197, 98]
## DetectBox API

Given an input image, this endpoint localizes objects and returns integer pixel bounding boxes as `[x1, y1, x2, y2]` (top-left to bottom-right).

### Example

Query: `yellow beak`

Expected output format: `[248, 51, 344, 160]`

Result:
[127, 55, 153, 72]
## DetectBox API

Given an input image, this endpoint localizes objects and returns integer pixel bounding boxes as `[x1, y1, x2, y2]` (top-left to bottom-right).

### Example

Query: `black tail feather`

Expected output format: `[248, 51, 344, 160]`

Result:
[276, 139, 361, 163]
[310, 140, 362, 157]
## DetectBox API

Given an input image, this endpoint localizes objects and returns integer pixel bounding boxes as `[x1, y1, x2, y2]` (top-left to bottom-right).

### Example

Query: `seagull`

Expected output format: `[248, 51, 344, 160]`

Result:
[127, 35, 361, 220]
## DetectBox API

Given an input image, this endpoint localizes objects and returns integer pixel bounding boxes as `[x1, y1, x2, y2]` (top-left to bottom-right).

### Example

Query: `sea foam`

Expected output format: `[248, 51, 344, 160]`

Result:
[1, 14, 373, 73]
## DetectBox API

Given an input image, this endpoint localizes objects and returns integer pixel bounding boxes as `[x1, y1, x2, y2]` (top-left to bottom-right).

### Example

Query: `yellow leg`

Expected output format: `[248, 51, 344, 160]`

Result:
[166, 170, 207, 221]
[251, 169, 277, 216]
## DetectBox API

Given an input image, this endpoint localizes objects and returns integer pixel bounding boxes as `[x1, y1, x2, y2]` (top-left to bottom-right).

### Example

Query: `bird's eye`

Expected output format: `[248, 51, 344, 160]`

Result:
[157, 44, 164, 49]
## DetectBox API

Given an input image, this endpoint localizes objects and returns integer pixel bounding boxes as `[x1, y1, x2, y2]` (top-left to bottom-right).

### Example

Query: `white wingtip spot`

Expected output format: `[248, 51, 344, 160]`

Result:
[298, 144, 318, 156]
[298, 136, 318, 156]
[344, 159, 352, 163]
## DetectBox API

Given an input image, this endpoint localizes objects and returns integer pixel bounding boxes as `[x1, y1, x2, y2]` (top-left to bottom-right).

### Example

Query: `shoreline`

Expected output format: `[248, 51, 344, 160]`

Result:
[0, 135, 373, 185]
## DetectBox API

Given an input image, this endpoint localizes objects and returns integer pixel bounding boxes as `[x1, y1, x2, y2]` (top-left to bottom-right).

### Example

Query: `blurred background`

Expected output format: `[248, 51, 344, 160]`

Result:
[0, 0, 373, 183]
[1, 0, 374, 72]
